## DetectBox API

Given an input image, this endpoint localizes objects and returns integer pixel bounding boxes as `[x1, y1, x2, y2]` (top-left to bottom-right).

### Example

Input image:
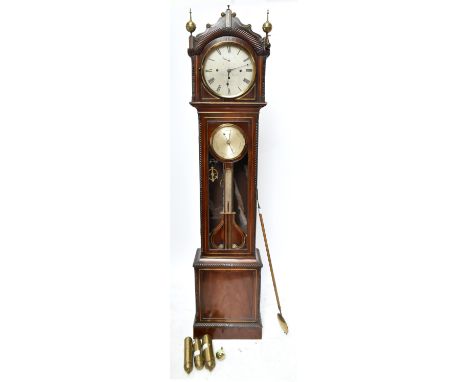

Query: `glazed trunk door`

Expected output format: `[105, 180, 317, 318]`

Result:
[210, 163, 247, 250]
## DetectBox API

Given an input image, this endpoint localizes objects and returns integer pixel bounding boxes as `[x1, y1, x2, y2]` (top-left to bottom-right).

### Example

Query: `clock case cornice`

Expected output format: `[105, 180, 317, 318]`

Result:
[187, 9, 270, 58]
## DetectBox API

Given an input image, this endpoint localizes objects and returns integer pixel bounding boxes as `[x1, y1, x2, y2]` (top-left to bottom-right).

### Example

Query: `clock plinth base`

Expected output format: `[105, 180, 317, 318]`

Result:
[193, 248, 263, 340]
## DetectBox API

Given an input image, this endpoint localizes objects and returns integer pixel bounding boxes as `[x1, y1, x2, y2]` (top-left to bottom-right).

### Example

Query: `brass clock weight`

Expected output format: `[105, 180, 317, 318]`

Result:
[185, 5, 287, 353]
[184, 335, 218, 374]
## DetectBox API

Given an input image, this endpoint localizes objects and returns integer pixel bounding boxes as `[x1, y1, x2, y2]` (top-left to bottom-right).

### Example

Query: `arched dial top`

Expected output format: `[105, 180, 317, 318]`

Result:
[210, 124, 246, 161]
[202, 42, 256, 99]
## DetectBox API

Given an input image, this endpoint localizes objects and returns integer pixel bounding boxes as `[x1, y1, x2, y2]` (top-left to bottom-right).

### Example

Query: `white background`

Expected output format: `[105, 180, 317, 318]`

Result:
[1, 0, 468, 381]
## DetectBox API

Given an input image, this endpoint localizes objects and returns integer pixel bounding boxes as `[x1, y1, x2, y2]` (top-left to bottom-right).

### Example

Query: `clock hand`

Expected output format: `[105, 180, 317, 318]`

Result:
[226, 64, 248, 87]
[228, 143, 234, 155]
[228, 63, 249, 71]
[226, 68, 231, 87]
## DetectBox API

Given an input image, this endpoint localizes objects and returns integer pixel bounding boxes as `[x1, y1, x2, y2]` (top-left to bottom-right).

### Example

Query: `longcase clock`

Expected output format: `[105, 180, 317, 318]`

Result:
[186, 6, 271, 339]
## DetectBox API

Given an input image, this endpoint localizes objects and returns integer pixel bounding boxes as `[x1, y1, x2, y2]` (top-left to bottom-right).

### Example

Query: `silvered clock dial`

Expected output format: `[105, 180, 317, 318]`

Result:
[202, 42, 256, 99]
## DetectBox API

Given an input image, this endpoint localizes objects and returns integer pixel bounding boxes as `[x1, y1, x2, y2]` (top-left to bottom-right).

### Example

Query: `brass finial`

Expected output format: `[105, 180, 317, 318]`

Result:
[262, 10, 272, 34]
[222, 4, 231, 17]
[186, 8, 196, 34]
[262, 10, 272, 48]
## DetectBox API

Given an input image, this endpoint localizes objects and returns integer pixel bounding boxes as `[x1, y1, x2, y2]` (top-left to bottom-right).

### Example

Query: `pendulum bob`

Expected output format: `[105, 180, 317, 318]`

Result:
[183, 337, 193, 374]
[202, 334, 216, 371]
[193, 338, 205, 370]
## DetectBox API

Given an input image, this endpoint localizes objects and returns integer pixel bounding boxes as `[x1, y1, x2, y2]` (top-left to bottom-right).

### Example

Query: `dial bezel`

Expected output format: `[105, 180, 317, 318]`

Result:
[201, 41, 256, 99]
[209, 123, 247, 162]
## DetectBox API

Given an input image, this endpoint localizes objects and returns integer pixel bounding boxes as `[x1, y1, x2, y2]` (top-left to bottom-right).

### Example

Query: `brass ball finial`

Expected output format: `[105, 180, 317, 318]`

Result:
[186, 8, 196, 34]
[262, 10, 272, 34]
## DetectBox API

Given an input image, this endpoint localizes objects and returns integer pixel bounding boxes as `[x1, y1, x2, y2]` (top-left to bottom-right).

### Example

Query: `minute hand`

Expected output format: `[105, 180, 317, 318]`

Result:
[227, 63, 250, 72]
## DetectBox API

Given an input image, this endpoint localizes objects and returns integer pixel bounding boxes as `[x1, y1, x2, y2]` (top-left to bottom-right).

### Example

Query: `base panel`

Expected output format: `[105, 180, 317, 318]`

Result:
[193, 248, 263, 340]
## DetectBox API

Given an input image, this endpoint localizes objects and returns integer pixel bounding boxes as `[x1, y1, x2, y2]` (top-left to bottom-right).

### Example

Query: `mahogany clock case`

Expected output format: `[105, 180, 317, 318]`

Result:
[188, 7, 271, 339]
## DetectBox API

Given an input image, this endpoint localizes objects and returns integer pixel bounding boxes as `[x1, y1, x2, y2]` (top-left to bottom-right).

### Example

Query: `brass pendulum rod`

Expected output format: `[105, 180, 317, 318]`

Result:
[224, 164, 233, 213]
[257, 197, 289, 334]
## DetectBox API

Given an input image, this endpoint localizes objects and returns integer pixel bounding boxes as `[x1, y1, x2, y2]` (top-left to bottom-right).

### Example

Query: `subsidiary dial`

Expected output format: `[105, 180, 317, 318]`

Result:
[210, 124, 246, 161]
